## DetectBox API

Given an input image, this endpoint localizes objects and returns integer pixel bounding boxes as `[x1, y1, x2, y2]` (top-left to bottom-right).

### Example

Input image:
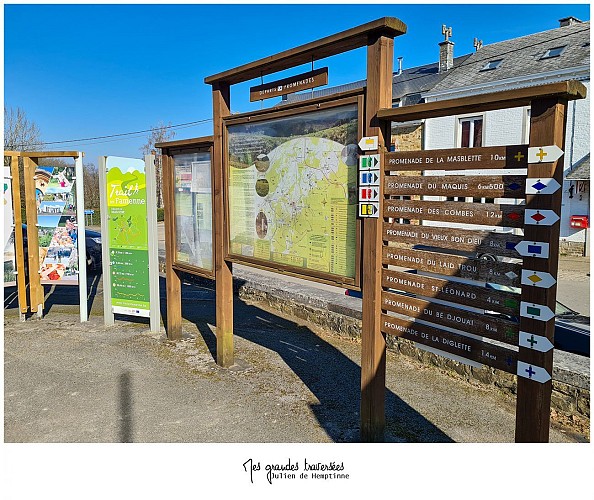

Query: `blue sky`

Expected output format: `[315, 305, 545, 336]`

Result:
[4, 3, 590, 164]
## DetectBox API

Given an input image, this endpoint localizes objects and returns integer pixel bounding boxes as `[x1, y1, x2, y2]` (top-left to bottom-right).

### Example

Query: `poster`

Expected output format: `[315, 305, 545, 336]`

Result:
[4, 166, 16, 286]
[35, 164, 79, 285]
[105, 157, 150, 317]
[173, 152, 213, 272]
[227, 104, 358, 279]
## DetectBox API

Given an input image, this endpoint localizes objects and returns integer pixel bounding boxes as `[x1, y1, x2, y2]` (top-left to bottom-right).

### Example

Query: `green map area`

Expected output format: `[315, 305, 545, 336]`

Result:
[229, 133, 357, 279]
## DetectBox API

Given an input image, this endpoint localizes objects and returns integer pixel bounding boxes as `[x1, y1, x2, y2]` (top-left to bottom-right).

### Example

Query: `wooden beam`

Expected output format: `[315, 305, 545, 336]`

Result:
[205, 17, 406, 86]
[378, 80, 587, 122]
[161, 151, 183, 339]
[212, 82, 235, 368]
[23, 157, 44, 317]
[20, 151, 82, 158]
[360, 32, 394, 443]
[7, 155, 28, 315]
[515, 97, 568, 443]
[155, 136, 214, 149]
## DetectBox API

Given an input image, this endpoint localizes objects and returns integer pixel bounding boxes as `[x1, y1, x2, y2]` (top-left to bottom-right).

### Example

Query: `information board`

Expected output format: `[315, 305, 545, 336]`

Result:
[173, 151, 213, 272]
[226, 104, 359, 280]
[105, 157, 150, 317]
[35, 164, 79, 285]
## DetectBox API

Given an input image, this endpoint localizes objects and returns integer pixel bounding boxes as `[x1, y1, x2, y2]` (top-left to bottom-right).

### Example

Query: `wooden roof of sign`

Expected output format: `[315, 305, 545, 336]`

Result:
[20, 151, 82, 158]
[155, 136, 214, 149]
[377, 80, 587, 122]
[204, 17, 407, 86]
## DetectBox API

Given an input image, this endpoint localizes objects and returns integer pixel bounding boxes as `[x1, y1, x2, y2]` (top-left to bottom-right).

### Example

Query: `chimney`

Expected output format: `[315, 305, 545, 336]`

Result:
[439, 25, 454, 73]
[473, 38, 483, 51]
[559, 16, 582, 27]
[397, 56, 403, 75]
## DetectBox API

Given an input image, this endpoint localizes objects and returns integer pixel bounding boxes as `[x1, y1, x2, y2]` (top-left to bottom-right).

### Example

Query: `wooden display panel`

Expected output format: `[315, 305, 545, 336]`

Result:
[384, 199, 525, 227]
[223, 94, 363, 289]
[381, 313, 518, 374]
[384, 174, 526, 198]
[382, 223, 523, 258]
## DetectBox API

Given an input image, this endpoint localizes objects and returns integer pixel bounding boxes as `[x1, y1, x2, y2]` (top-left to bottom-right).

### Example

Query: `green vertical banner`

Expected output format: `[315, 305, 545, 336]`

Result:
[105, 157, 150, 317]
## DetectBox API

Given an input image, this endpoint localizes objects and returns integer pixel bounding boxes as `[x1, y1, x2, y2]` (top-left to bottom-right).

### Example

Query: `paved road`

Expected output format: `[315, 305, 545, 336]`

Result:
[4, 276, 586, 443]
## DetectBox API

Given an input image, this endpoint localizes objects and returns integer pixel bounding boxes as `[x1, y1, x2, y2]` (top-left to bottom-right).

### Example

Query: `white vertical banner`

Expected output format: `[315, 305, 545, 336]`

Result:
[98, 156, 114, 326]
[75, 153, 88, 322]
[144, 154, 161, 333]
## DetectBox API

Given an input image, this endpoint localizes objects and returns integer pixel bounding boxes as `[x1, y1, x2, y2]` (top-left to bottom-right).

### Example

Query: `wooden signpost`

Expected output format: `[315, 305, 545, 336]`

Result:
[372, 79, 586, 443]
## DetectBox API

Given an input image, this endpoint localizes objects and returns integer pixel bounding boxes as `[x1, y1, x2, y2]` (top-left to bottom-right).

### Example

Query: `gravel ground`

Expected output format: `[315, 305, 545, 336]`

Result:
[3, 277, 586, 443]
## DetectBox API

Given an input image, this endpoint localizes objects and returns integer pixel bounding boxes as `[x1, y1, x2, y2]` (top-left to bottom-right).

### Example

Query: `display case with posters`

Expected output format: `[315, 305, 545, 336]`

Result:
[224, 96, 362, 288]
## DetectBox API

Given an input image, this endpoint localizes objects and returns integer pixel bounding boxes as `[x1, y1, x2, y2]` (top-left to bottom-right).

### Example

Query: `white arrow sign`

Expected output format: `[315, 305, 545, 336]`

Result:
[359, 202, 379, 218]
[520, 301, 555, 322]
[359, 154, 380, 170]
[514, 241, 550, 259]
[528, 145, 564, 163]
[525, 209, 560, 226]
[359, 186, 380, 202]
[359, 136, 379, 151]
[519, 331, 554, 353]
[525, 178, 561, 195]
[521, 270, 556, 288]
[517, 361, 551, 383]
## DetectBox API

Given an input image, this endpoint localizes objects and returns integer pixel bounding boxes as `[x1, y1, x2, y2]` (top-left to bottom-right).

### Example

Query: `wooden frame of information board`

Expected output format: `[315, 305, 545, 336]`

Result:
[366, 79, 586, 443]
[20, 151, 88, 322]
[222, 91, 364, 289]
[4, 151, 28, 319]
[204, 17, 407, 371]
[158, 137, 215, 339]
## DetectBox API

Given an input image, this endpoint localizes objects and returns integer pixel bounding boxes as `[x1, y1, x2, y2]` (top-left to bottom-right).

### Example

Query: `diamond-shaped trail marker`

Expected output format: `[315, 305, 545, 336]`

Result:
[507, 182, 522, 191]
[506, 211, 522, 222]
[525, 209, 560, 226]
[505, 271, 518, 280]
[525, 177, 561, 195]
[521, 270, 556, 289]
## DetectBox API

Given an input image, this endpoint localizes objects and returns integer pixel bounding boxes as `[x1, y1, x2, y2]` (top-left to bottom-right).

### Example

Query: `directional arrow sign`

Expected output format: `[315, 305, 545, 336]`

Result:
[521, 270, 556, 289]
[359, 202, 379, 218]
[359, 187, 380, 202]
[359, 154, 380, 170]
[524, 209, 560, 226]
[528, 145, 564, 163]
[519, 331, 554, 353]
[514, 241, 550, 259]
[359, 170, 380, 186]
[359, 136, 379, 151]
[525, 177, 561, 195]
[520, 301, 555, 321]
[517, 361, 551, 383]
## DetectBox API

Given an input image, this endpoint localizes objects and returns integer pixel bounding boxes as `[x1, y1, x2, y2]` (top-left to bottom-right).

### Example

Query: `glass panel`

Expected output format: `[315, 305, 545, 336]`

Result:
[227, 104, 358, 279]
[473, 118, 483, 147]
[173, 151, 213, 272]
[460, 120, 470, 147]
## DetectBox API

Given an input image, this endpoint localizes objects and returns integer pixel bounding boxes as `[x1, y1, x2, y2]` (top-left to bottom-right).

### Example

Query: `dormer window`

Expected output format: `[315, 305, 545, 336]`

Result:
[480, 59, 503, 71]
[540, 45, 567, 59]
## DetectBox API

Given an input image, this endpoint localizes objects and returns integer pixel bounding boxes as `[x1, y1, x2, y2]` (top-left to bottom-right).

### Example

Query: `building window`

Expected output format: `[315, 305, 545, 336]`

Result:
[480, 59, 503, 71]
[540, 46, 567, 59]
[459, 116, 483, 148]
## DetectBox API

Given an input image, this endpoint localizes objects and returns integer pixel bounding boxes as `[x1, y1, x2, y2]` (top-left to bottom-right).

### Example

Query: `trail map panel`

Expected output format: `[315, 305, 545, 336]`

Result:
[227, 104, 358, 280]
[105, 157, 150, 317]
[3, 166, 16, 286]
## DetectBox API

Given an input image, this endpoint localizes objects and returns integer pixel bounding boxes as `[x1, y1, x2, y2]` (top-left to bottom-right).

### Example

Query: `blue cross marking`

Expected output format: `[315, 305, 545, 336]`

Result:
[526, 365, 536, 378]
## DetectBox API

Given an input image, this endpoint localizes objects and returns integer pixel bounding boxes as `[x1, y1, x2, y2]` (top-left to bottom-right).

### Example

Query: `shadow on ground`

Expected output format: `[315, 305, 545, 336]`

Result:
[161, 273, 454, 443]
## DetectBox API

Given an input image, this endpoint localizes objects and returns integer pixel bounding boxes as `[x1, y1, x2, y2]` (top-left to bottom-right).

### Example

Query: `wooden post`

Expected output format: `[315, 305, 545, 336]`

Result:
[162, 151, 183, 339]
[212, 82, 234, 367]
[7, 154, 28, 318]
[23, 156, 44, 318]
[360, 33, 394, 442]
[515, 97, 568, 442]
